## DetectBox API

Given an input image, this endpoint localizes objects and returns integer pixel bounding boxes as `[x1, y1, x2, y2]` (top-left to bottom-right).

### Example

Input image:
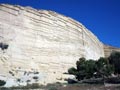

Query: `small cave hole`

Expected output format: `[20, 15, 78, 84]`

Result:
[0, 42, 9, 50]
[17, 79, 21, 82]
[33, 76, 39, 80]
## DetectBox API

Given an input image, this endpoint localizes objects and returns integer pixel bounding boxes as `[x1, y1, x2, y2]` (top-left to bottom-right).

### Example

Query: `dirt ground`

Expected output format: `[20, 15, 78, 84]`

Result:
[57, 84, 120, 90]
[1, 83, 120, 90]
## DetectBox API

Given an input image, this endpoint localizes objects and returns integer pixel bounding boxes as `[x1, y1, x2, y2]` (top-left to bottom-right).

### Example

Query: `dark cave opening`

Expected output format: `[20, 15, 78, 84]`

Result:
[0, 42, 9, 50]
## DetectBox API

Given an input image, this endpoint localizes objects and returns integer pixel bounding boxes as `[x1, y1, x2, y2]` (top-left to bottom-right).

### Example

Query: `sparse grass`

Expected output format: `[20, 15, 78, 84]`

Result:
[0, 83, 120, 90]
[0, 82, 62, 90]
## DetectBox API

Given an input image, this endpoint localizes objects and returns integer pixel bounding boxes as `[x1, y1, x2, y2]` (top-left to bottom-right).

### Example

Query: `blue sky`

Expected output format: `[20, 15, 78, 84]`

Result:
[0, 0, 120, 47]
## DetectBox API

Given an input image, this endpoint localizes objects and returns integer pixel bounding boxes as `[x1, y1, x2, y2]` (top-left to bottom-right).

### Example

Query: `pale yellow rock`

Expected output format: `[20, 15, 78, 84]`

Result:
[104, 45, 120, 57]
[0, 4, 104, 86]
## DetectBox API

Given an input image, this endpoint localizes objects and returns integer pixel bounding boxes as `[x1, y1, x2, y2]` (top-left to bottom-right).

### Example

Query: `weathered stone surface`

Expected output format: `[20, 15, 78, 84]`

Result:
[0, 4, 104, 86]
[104, 45, 120, 57]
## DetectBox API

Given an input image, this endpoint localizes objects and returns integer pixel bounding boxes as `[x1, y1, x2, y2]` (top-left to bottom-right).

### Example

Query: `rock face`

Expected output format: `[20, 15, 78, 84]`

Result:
[104, 45, 120, 57]
[0, 4, 104, 86]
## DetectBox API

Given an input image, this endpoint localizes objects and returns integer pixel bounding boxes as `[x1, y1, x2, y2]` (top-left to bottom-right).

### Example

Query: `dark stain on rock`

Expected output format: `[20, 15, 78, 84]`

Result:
[0, 42, 9, 50]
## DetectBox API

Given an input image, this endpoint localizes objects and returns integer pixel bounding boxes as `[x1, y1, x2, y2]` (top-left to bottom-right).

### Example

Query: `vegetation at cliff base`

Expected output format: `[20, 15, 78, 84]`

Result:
[0, 80, 6, 86]
[68, 51, 120, 81]
[109, 51, 120, 74]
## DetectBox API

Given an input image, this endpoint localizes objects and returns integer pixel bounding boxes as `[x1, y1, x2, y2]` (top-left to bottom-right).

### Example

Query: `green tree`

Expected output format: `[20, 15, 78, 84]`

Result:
[68, 57, 114, 81]
[84, 60, 96, 79]
[68, 67, 77, 75]
[76, 57, 87, 80]
[109, 51, 120, 74]
[69, 57, 96, 80]
[95, 57, 114, 78]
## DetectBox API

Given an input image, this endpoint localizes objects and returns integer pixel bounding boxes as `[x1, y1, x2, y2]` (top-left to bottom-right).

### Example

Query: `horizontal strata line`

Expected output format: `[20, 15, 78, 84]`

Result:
[23, 9, 83, 28]
[24, 13, 84, 33]
[23, 24, 81, 38]
[0, 4, 20, 12]
[0, 8, 18, 16]
[25, 17, 102, 47]
[0, 23, 101, 51]
[25, 17, 83, 35]
[0, 3, 101, 45]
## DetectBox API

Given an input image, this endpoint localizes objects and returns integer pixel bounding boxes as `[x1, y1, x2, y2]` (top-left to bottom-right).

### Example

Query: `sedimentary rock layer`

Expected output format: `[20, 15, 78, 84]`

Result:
[104, 45, 120, 57]
[0, 4, 104, 85]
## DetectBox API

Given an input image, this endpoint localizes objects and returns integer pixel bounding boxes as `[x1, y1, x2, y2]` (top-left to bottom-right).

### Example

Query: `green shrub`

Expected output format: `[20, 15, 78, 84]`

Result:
[68, 67, 77, 75]
[0, 80, 6, 86]
[109, 51, 120, 74]
[68, 57, 114, 81]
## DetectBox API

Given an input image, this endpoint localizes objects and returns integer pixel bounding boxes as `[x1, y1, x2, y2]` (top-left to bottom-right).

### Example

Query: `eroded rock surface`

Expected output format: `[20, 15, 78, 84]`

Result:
[104, 45, 120, 57]
[0, 4, 104, 86]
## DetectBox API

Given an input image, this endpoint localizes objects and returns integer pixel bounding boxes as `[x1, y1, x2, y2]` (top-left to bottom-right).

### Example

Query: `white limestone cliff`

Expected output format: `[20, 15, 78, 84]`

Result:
[0, 4, 104, 87]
